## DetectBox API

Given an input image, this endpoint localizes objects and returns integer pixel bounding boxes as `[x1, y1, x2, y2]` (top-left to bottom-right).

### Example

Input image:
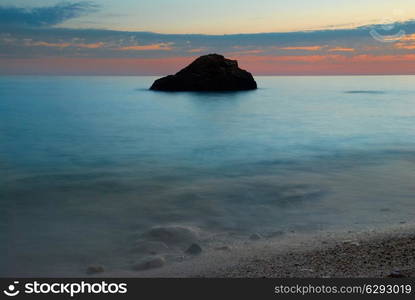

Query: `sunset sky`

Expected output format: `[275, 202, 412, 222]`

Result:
[1, 0, 415, 75]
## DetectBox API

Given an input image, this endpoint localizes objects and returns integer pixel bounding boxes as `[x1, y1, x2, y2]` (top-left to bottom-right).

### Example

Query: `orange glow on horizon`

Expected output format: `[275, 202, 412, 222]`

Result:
[2, 54, 415, 76]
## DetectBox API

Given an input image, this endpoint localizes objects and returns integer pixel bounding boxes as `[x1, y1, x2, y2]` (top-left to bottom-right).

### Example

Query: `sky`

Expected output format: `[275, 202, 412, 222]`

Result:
[1, 0, 415, 75]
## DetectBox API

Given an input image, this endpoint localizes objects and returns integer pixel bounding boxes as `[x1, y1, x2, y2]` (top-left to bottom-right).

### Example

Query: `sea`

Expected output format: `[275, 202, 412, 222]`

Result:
[1, 75, 415, 276]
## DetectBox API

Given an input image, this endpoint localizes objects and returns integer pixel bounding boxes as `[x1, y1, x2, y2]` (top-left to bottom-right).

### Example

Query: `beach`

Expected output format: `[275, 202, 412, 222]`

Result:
[116, 224, 415, 278]
[205, 227, 415, 278]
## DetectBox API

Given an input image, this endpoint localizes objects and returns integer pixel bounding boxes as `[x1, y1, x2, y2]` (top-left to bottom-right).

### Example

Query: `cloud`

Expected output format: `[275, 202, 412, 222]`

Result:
[226, 49, 265, 56]
[279, 46, 324, 51]
[393, 33, 415, 50]
[328, 47, 355, 52]
[116, 43, 173, 51]
[233, 54, 343, 63]
[395, 43, 415, 50]
[350, 54, 415, 62]
[187, 47, 208, 53]
[0, 1, 98, 27]
[2, 18, 415, 74]
[27, 40, 104, 49]
[399, 33, 415, 41]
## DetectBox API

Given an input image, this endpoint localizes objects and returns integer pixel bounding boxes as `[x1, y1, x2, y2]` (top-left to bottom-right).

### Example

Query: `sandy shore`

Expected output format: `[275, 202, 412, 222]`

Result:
[108, 224, 415, 278]
[201, 228, 415, 278]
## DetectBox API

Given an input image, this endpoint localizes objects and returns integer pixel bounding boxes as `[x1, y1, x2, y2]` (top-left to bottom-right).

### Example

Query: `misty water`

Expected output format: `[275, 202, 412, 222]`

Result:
[1, 76, 415, 276]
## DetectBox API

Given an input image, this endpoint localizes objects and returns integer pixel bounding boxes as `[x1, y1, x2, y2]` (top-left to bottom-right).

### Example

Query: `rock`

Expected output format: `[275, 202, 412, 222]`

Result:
[388, 270, 406, 278]
[342, 240, 360, 247]
[170, 255, 185, 262]
[86, 265, 104, 275]
[215, 246, 231, 251]
[266, 230, 284, 238]
[250, 233, 262, 241]
[300, 268, 314, 273]
[142, 225, 199, 246]
[185, 243, 202, 255]
[150, 54, 257, 91]
[133, 256, 166, 271]
[132, 240, 169, 255]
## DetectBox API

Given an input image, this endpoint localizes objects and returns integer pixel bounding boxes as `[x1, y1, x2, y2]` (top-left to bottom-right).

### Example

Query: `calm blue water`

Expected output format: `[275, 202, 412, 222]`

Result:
[1, 76, 415, 276]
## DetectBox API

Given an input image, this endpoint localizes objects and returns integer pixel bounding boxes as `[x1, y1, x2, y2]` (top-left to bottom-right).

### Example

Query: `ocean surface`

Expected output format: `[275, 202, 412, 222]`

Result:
[1, 76, 415, 276]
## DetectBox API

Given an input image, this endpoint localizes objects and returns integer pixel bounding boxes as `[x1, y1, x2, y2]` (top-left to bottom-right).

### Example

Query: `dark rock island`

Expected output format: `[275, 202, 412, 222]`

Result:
[150, 54, 257, 91]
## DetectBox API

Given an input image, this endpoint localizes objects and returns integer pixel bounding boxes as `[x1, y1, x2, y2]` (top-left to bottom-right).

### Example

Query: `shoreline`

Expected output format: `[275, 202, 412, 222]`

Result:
[105, 224, 415, 278]
[202, 226, 415, 278]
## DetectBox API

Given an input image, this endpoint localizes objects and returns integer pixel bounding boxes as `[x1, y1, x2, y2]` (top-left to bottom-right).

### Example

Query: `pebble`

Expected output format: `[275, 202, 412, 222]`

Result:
[215, 246, 231, 251]
[185, 243, 202, 255]
[142, 225, 199, 245]
[132, 240, 169, 255]
[343, 240, 360, 246]
[133, 256, 166, 271]
[388, 270, 406, 278]
[266, 231, 284, 238]
[86, 265, 105, 275]
[250, 233, 262, 241]
[300, 268, 314, 273]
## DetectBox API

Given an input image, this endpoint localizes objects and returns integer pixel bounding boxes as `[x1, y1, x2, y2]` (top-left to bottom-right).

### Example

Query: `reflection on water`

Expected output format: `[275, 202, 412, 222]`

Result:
[1, 76, 415, 276]
[344, 90, 386, 94]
